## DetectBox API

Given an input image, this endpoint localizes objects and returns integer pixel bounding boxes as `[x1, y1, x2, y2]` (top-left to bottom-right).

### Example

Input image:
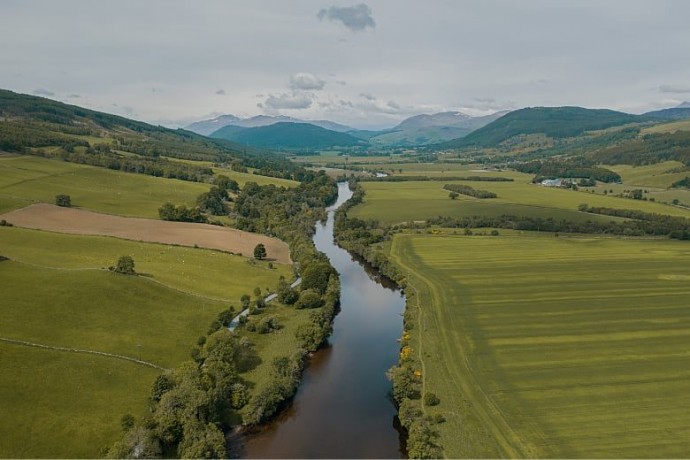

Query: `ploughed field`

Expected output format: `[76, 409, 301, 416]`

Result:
[389, 232, 690, 458]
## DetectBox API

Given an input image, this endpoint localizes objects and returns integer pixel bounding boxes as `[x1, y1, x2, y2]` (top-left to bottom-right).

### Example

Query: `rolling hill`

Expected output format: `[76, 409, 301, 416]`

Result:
[439, 106, 646, 149]
[210, 122, 366, 150]
[644, 105, 690, 120]
[367, 111, 508, 146]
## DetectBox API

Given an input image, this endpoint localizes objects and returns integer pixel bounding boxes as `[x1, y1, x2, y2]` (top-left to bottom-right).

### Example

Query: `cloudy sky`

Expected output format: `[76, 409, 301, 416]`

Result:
[2, 0, 690, 129]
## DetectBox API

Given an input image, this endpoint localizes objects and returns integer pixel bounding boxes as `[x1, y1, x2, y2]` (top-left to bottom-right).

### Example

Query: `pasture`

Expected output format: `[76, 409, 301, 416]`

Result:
[608, 161, 690, 188]
[389, 232, 690, 458]
[0, 155, 210, 217]
[349, 178, 690, 224]
[0, 226, 291, 458]
[2, 203, 292, 264]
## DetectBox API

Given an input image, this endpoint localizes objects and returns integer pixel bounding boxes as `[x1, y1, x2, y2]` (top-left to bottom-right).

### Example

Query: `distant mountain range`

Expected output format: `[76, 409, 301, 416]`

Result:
[186, 110, 507, 150]
[183, 101, 690, 152]
[643, 102, 690, 120]
[210, 122, 365, 150]
[367, 111, 508, 147]
[186, 114, 353, 136]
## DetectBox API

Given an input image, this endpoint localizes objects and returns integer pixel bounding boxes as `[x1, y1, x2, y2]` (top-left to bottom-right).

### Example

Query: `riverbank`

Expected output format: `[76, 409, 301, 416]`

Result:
[240, 182, 406, 458]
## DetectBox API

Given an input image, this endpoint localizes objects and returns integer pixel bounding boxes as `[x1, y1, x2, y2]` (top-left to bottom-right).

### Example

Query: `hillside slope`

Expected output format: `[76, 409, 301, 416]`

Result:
[440, 106, 645, 149]
[211, 122, 366, 150]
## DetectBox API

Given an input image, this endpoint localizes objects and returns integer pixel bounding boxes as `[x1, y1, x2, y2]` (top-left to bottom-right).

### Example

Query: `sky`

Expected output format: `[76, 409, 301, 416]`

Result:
[2, 0, 690, 129]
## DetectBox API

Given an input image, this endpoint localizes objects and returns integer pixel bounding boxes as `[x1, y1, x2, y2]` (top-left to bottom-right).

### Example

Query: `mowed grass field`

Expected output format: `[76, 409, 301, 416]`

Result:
[349, 177, 690, 225]
[389, 233, 690, 458]
[0, 227, 291, 458]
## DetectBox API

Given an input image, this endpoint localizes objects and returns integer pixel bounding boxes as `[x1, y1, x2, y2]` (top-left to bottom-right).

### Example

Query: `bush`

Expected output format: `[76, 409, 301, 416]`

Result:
[112, 255, 135, 275]
[294, 289, 324, 309]
[55, 194, 71, 207]
[424, 392, 440, 406]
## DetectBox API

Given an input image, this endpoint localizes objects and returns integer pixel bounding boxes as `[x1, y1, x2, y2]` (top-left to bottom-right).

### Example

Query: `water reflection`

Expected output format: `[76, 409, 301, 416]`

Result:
[241, 183, 405, 459]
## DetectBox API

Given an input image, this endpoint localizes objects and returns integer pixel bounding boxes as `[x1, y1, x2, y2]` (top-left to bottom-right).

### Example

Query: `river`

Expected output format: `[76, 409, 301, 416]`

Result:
[240, 182, 406, 458]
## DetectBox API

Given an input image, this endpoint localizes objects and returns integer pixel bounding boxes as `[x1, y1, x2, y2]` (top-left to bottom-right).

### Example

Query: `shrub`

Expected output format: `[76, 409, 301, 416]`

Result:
[294, 289, 323, 309]
[112, 255, 135, 275]
[55, 194, 71, 207]
[424, 392, 440, 406]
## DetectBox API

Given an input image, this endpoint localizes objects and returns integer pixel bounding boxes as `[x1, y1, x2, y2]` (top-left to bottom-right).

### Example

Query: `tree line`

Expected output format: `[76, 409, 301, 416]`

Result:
[442, 183, 497, 199]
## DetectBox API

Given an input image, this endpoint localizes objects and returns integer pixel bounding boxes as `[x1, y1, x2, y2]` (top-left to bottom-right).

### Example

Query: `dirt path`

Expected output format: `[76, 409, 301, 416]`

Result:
[0, 337, 169, 371]
[1, 203, 291, 264]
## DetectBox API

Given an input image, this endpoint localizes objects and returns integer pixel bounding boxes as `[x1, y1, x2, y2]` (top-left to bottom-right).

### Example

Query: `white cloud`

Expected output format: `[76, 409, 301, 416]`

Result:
[659, 84, 690, 94]
[262, 92, 314, 110]
[289, 73, 325, 91]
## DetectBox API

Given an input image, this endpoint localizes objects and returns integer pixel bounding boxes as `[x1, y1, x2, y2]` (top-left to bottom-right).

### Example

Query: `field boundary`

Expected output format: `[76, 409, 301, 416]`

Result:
[0, 337, 169, 371]
[10, 259, 235, 303]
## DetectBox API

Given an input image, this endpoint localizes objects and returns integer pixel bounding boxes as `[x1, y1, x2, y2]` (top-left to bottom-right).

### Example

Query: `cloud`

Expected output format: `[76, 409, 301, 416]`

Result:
[215, 88, 226, 95]
[66, 94, 80, 98]
[262, 92, 314, 110]
[659, 84, 690, 94]
[289, 73, 325, 91]
[33, 88, 54, 96]
[359, 92, 375, 101]
[317, 4, 375, 32]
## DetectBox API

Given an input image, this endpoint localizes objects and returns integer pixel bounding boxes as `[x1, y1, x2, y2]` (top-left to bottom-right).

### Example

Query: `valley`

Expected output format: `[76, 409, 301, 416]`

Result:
[2, 87, 690, 459]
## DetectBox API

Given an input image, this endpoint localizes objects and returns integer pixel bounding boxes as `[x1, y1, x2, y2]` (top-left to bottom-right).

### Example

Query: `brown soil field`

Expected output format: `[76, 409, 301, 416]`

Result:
[1, 203, 291, 264]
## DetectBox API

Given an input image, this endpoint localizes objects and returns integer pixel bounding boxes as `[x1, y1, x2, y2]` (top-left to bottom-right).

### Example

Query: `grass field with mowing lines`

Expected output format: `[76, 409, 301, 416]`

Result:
[349, 178, 690, 224]
[0, 155, 210, 217]
[389, 233, 690, 458]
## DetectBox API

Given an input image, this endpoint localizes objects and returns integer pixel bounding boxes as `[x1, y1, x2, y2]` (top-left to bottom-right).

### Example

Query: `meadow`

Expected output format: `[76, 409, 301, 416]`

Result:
[0, 226, 292, 458]
[0, 155, 210, 217]
[388, 232, 690, 458]
[349, 175, 690, 225]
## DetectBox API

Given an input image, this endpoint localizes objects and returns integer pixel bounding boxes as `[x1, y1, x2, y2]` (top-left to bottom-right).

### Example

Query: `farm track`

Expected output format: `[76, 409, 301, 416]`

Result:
[0, 337, 169, 371]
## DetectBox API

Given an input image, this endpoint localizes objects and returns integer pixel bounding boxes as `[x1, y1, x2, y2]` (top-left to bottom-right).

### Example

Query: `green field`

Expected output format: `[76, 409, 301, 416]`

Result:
[608, 161, 690, 188]
[349, 177, 690, 224]
[389, 233, 690, 457]
[0, 155, 210, 217]
[163, 156, 299, 188]
[0, 226, 291, 301]
[0, 226, 291, 458]
[0, 343, 160, 458]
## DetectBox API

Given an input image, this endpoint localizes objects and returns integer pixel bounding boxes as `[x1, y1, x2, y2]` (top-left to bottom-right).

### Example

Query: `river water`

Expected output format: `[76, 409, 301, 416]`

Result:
[241, 182, 406, 458]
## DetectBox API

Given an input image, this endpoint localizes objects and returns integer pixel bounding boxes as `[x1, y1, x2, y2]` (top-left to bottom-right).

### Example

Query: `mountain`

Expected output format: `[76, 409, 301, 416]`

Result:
[185, 114, 354, 135]
[643, 102, 690, 121]
[366, 111, 508, 147]
[440, 106, 645, 149]
[185, 114, 241, 136]
[210, 122, 366, 150]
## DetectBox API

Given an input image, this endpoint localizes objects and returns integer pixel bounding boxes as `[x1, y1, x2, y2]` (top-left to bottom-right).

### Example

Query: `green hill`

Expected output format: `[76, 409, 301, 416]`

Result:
[211, 122, 366, 151]
[441, 106, 645, 149]
[0, 89, 298, 176]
